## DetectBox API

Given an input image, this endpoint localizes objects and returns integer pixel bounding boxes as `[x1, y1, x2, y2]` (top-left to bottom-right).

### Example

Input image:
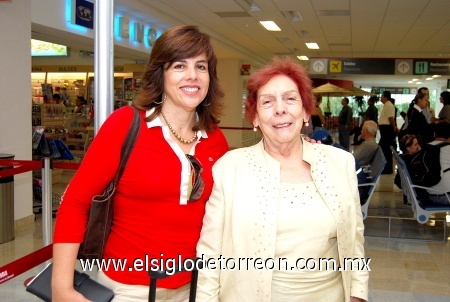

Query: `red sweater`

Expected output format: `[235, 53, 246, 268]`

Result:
[53, 106, 229, 287]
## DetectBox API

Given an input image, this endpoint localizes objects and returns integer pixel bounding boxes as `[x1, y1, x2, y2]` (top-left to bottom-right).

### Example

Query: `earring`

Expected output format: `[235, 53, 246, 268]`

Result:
[154, 93, 166, 105]
[304, 121, 309, 127]
[253, 127, 257, 132]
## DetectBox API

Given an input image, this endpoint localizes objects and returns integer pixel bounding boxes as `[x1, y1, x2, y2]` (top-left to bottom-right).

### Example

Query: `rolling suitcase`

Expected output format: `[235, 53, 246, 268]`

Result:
[148, 258, 203, 302]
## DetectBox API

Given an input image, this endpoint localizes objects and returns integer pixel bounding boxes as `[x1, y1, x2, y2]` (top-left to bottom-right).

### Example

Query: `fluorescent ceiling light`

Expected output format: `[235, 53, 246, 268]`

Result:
[260, 21, 281, 31]
[408, 81, 413, 83]
[297, 56, 309, 60]
[305, 42, 319, 49]
[416, 82, 423, 84]
[426, 77, 433, 80]
[432, 75, 441, 78]
[412, 78, 418, 81]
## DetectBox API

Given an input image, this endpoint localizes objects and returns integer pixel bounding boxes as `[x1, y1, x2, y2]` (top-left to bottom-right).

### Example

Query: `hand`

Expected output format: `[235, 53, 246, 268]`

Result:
[52, 287, 92, 302]
[351, 296, 366, 302]
[304, 137, 322, 144]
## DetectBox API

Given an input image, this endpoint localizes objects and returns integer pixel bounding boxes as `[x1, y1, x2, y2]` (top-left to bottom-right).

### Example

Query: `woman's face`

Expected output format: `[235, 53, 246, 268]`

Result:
[253, 75, 308, 148]
[163, 53, 210, 111]
[417, 97, 427, 109]
[406, 138, 421, 154]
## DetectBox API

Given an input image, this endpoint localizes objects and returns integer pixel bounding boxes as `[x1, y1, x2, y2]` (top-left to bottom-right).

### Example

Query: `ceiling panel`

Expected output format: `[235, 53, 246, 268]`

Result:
[33, 0, 450, 88]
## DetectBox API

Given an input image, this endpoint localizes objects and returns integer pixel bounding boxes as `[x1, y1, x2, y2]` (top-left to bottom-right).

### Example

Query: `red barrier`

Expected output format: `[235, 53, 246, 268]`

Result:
[0, 158, 80, 286]
[53, 162, 80, 170]
[0, 160, 42, 178]
[0, 244, 53, 285]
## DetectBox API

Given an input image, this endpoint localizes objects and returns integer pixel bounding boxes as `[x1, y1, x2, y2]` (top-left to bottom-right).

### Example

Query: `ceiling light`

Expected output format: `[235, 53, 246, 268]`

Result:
[234, 0, 261, 12]
[416, 82, 423, 84]
[432, 75, 441, 78]
[408, 81, 413, 83]
[260, 21, 281, 31]
[426, 77, 433, 80]
[412, 78, 418, 81]
[305, 42, 319, 49]
[297, 56, 309, 60]
[283, 11, 303, 22]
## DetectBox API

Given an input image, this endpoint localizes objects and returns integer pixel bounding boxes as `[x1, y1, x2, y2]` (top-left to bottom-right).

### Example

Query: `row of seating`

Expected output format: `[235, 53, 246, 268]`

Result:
[359, 146, 386, 219]
[391, 147, 450, 224]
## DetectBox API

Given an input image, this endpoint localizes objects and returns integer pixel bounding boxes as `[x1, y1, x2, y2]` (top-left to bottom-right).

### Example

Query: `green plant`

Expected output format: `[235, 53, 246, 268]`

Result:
[353, 96, 365, 116]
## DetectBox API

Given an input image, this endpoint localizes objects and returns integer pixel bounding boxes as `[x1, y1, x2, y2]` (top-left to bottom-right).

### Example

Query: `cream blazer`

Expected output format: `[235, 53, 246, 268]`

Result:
[196, 139, 369, 302]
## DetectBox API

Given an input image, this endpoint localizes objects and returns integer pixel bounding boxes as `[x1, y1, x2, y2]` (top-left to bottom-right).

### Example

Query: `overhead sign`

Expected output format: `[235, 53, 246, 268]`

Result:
[310, 58, 450, 76]
[414, 59, 450, 75]
[330, 59, 395, 75]
[395, 59, 413, 75]
[309, 59, 328, 74]
[75, 0, 94, 29]
[372, 87, 416, 95]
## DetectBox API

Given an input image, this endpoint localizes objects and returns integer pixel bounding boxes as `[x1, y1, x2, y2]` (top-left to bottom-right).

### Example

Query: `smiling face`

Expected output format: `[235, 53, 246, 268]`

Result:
[253, 75, 308, 150]
[163, 53, 210, 111]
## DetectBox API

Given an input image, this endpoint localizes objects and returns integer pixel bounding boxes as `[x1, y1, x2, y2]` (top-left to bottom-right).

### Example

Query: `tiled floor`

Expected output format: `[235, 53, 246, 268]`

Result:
[1, 167, 450, 301]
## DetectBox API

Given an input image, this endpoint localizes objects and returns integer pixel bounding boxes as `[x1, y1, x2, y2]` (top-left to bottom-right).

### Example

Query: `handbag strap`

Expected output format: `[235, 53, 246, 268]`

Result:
[114, 106, 141, 183]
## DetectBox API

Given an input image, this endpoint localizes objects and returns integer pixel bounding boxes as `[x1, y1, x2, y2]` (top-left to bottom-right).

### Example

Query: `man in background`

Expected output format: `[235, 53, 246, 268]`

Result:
[354, 120, 379, 167]
[426, 122, 450, 204]
[378, 91, 397, 174]
[338, 97, 353, 150]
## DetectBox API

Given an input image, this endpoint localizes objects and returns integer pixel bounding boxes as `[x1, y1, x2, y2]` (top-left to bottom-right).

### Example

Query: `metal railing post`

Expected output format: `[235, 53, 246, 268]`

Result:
[41, 157, 53, 246]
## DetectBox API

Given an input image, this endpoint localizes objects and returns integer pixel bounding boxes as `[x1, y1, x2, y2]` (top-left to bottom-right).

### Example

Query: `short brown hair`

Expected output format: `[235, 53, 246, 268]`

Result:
[133, 25, 224, 131]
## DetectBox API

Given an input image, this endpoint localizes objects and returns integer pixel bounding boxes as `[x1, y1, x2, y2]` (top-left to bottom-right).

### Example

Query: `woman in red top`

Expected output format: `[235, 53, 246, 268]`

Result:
[52, 25, 229, 302]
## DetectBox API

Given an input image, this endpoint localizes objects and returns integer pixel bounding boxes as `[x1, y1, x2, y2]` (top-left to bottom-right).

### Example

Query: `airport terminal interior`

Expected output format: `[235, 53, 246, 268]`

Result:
[1, 0, 450, 301]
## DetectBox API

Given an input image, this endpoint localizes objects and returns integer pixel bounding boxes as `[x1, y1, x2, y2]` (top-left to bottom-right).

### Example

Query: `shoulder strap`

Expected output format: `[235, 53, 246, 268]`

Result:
[115, 106, 141, 182]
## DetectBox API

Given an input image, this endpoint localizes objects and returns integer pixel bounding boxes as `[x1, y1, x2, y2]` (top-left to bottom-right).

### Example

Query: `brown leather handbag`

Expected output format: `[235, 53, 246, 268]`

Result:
[78, 107, 141, 260]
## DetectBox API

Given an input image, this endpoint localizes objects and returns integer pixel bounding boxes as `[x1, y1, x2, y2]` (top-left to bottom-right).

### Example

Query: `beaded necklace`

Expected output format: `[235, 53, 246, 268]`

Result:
[161, 112, 197, 144]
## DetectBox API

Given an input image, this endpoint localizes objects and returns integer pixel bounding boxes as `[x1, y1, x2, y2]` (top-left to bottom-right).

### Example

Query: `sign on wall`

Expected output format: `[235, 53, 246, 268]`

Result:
[311, 58, 450, 76]
[75, 0, 94, 29]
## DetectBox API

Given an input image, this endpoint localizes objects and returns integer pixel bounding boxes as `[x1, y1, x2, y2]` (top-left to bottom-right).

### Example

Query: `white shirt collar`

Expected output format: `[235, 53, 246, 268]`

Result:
[145, 107, 208, 138]
[413, 104, 422, 112]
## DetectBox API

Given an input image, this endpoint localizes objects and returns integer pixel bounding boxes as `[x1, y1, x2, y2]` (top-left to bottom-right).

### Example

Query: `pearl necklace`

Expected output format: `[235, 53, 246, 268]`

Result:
[161, 112, 197, 144]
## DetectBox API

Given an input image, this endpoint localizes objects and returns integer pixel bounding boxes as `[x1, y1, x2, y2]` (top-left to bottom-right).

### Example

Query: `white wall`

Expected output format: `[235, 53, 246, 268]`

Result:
[0, 0, 33, 221]
[217, 59, 247, 148]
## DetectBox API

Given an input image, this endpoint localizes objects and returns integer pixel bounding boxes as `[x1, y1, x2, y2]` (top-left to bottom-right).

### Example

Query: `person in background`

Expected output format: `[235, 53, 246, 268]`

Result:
[437, 90, 450, 123]
[354, 120, 379, 167]
[311, 95, 325, 130]
[364, 96, 378, 124]
[52, 93, 61, 104]
[394, 134, 422, 204]
[338, 97, 353, 150]
[406, 92, 434, 144]
[73, 96, 88, 114]
[378, 90, 397, 174]
[311, 129, 368, 204]
[60, 87, 70, 106]
[406, 87, 431, 125]
[197, 56, 368, 302]
[51, 25, 229, 302]
[426, 122, 450, 204]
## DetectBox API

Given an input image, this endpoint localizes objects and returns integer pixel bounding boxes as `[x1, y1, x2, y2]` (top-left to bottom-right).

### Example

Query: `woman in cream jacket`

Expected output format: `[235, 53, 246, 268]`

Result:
[196, 57, 369, 301]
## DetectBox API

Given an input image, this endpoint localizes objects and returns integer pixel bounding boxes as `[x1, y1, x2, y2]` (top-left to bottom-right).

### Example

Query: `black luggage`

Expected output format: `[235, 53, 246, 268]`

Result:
[148, 258, 203, 302]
